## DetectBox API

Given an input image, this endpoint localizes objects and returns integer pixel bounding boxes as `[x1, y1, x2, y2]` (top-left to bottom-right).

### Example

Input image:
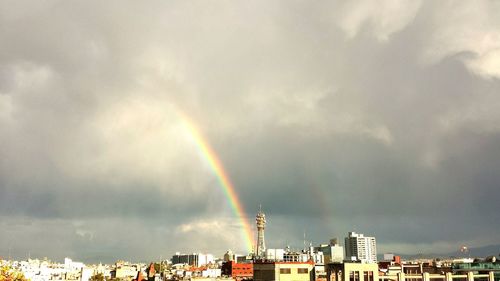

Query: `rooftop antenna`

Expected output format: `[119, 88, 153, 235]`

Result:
[303, 231, 306, 252]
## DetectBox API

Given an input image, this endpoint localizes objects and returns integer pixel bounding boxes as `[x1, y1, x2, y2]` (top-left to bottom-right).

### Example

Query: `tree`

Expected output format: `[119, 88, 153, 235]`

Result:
[90, 273, 105, 281]
[0, 266, 27, 281]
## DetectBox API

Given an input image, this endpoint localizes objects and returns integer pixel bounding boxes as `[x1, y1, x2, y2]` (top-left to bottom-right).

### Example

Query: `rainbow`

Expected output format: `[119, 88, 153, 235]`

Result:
[178, 112, 254, 253]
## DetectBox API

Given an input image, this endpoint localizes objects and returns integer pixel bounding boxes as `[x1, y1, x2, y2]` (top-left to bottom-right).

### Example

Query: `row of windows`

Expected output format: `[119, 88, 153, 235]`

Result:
[279, 268, 309, 274]
[349, 271, 374, 281]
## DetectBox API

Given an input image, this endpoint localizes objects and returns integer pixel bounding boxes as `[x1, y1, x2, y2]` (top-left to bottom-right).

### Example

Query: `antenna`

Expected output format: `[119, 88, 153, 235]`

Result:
[303, 231, 306, 252]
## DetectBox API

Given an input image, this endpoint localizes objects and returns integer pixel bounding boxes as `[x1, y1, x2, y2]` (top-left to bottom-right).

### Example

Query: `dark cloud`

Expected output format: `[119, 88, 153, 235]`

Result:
[1, 0, 500, 262]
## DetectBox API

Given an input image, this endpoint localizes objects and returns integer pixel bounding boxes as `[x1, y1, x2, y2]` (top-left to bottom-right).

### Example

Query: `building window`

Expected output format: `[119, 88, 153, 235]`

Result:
[350, 271, 359, 281]
[298, 268, 309, 274]
[364, 271, 374, 281]
[280, 268, 291, 274]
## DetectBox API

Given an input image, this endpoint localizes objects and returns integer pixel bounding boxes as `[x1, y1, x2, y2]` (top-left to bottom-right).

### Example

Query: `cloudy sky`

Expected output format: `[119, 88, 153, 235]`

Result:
[1, 0, 500, 263]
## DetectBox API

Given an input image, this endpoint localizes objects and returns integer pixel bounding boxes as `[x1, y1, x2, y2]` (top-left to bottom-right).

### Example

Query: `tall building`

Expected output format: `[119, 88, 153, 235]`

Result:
[256, 206, 267, 258]
[344, 232, 377, 263]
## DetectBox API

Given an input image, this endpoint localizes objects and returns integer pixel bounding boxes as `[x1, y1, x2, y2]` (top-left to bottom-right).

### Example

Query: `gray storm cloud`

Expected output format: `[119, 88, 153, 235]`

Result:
[1, 0, 500, 262]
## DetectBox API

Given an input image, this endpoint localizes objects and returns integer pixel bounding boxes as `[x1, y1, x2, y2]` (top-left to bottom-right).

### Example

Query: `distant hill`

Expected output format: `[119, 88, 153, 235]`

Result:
[379, 244, 500, 260]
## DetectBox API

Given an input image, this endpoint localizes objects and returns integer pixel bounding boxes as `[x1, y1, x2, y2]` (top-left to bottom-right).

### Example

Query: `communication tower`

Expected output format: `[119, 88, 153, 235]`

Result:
[255, 205, 266, 258]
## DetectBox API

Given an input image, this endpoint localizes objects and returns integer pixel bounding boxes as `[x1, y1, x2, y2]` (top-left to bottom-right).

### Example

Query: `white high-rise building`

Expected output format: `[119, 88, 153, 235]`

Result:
[344, 232, 377, 263]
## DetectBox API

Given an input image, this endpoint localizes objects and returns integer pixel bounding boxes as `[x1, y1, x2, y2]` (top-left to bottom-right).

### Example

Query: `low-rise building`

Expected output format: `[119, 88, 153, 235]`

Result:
[221, 261, 253, 280]
[112, 263, 140, 279]
[254, 261, 314, 281]
[326, 262, 379, 281]
[171, 253, 215, 267]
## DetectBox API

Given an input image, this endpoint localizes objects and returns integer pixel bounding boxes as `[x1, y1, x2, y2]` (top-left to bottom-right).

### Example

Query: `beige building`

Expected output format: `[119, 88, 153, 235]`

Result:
[113, 264, 140, 279]
[254, 261, 314, 281]
[326, 262, 379, 281]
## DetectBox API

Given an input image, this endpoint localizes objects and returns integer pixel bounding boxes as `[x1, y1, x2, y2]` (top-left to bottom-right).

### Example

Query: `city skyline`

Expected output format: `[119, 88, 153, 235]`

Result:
[1, 1, 500, 263]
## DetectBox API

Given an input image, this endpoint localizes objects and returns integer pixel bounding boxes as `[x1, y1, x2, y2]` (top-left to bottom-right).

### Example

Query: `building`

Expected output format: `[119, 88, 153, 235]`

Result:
[344, 232, 377, 263]
[236, 255, 254, 263]
[64, 258, 84, 271]
[266, 249, 285, 261]
[254, 261, 314, 281]
[112, 263, 140, 279]
[316, 239, 344, 263]
[326, 262, 378, 281]
[171, 253, 214, 267]
[221, 261, 253, 280]
[452, 260, 500, 278]
[224, 250, 234, 262]
[283, 251, 310, 263]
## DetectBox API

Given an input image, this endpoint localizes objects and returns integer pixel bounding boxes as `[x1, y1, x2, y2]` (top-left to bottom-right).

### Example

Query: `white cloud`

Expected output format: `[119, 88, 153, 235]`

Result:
[244, 87, 394, 145]
[466, 48, 500, 79]
[336, 0, 422, 41]
[0, 94, 13, 122]
[54, 96, 218, 195]
[174, 217, 248, 254]
[423, 1, 500, 78]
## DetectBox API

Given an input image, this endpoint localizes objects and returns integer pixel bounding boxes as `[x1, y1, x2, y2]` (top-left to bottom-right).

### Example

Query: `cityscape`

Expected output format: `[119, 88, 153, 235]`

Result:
[2, 1, 500, 281]
[1, 209, 500, 281]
